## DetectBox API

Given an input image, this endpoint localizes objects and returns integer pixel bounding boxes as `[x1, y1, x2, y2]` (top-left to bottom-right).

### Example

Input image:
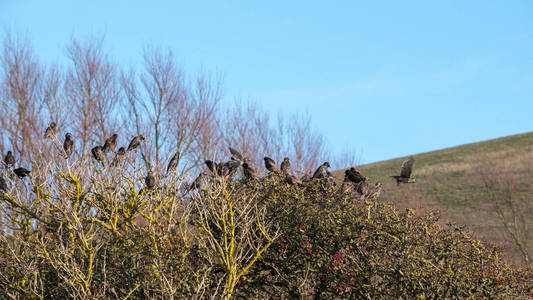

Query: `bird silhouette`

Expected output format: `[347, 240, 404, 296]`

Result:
[14, 167, 31, 179]
[0, 176, 7, 192]
[280, 157, 290, 174]
[127, 135, 145, 151]
[111, 147, 126, 166]
[312, 162, 330, 179]
[91, 146, 105, 165]
[242, 162, 259, 181]
[390, 157, 416, 184]
[145, 171, 156, 190]
[205, 160, 218, 174]
[44, 122, 56, 139]
[63, 133, 74, 158]
[264, 157, 280, 173]
[229, 147, 244, 161]
[167, 152, 180, 174]
[103, 133, 118, 153]
[3, 151, 15, 168]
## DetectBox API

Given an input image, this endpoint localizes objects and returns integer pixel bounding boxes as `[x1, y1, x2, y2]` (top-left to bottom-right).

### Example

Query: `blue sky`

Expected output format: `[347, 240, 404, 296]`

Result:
[2, 1, 533, 163]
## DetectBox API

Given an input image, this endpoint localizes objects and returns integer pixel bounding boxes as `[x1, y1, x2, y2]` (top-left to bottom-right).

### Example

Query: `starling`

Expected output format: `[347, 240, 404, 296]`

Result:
[219, 160, 241, 178]
[229, 147, 244, 161]
[3, 151, 15, 168]
[242, 162, 259, 181]
[103, 133, 118, 153]
[14, 167, 31, 179]
[0, 176, 7, 192]
[167, 151, 180, 174]
[286, 174, 303, 186]
[345, 167, 366, 184]
[91, 146, 105, 165]
[44, 122, 56, 139]
[264, 157, 280, 173]
[63, 133, 74, 158]
[390, 157, 415, 185]
[189, 173, 205, 191]
[280, 157, 290, 174]
[311, 162, 330, 179]
[111, 147, 126, 166]
[205, 160, 218, 174]
[145, 171, 156, 190]
[127, 135, 145, 151]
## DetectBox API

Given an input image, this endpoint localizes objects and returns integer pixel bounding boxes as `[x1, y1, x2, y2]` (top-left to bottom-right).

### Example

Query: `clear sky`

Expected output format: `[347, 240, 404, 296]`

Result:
[2, 1, 533, 163]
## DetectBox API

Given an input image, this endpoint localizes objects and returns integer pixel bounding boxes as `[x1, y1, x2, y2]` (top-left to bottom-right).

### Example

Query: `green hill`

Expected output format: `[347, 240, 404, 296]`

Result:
[333, 131, 533, 266]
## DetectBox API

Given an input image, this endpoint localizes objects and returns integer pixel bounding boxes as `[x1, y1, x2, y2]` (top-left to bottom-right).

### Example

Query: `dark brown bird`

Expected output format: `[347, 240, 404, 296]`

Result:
[127, 135, 145, 151]
[205, 160, 218, 174]
[189, 173, 205, 190]
[167, 152, 180, 174]
[242, 162, 259, 181]
[286, 174, 303, 186]
[14, 167, 31, 179]
[63, 133, 74, 158]
[312, 162, 330, 179]
[44, 122, 56, 139]
[264, 157, 280, 173]
[219, 160, 241, 178]
[229, 147, 244, 161]
[280, 157, 290, 174]
[111, 147, 126, 166]
[345, 167, 366, 184]
[3, 151, 14, 168]
[91, 146, 105, 165]
[102, 133, 118, 153]
[145, 171, 156, 190]
[0, 176, 7, 192]
[390, 157, 416, 185]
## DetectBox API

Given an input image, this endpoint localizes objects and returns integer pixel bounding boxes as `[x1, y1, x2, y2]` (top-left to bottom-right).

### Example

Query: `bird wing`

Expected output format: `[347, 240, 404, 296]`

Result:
[229, 147, 244, 161]
[400, 157, 415, 178]
[312, 166, 324, 179]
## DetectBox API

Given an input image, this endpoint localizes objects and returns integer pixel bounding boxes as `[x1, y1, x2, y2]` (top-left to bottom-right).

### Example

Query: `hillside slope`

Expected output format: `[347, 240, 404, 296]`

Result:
[333, 131, 533, 266]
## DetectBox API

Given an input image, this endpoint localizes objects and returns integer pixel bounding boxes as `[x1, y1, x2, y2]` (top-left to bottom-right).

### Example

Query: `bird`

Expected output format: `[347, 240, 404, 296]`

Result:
[205, 160, 218, 174]
[91, 146, 105, 165]
[111, 147, 126, 166]
[286, 174, 303, 186]
[264, 157, 280, 173]
[167, 152, 180, 174]
[390, 157, 416, 185]
[189, 173, 205, 190]
[63, 133, 74, 158]
[280, 157, 290, 174]
[3, 151, 15, 168]
[102, 133, 118, 153]
[242, 162, 259, 181]
[127, 135, 145, 151]
[229, 147, 244, 161]
[345, 167, 366, 184]
[312, 162, 330, 179]
[145, 171, 156, 190]
[14, 167, 31, 179]
[0, 176, 7, 192]
[44, 122, 56, 139]
[219, 160, 241, 178]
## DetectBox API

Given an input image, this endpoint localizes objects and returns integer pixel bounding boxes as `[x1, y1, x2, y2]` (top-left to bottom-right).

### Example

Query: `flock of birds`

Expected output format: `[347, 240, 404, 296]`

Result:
[0, 122, 417, 196]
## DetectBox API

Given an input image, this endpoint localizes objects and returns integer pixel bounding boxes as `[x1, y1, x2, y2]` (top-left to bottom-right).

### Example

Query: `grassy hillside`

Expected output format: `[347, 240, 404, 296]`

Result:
[333, 131, 533, 266]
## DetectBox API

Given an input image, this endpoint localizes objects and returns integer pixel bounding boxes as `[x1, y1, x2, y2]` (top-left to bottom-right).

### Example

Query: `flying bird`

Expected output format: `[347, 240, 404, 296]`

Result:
[0, 176, 7, 192]
[390, 157, 416, 185]
[229, 147, 244, 161]
[312, 162, 330, 179]
[44, 122, 56, 139]
[111, 147, 126, 166]
[280, 157, 290, 174]
[91, 146, 105, 165]
[167, 152, 180, 174]
[14, 167, 31, 179]
[3, 151, 15, 168]
[145, 171, 156, 190]
[63, 133, 74, 158]
[103, 133, 118, 153]
[264, 157, 280, 173]
[127, 135, 145, 151]
[242, 162, 259, 181]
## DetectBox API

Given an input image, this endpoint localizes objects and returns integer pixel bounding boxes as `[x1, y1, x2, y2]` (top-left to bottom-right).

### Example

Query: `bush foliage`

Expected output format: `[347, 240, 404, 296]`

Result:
[1, 160, 532, 299]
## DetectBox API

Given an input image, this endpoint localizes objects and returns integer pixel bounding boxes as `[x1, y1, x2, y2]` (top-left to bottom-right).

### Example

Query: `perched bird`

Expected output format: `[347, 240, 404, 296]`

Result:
[63, 133, 74, 158]
[219, 160, 241, 178]
[205, 160, 218, 174]
[111, 147, 126, 166]
[312, 162, 331, 179]
[44, 122, 56, 139]
[390, 157, 416, 185]
[0, 176, 7, 192]
[189, 173, 205, 190]
[3, 151, 15, 168]
[91, 146, 105, 165]
[145, 171, 156, 190]
[286, 174, 303, 186]
[127, 135, 145, 151]
[229, 147, 244, 161]
[264, 157, 280, 173]
[242, 162, 259, 181]
[280, 157, 290, 174]
[102, 133, 118, 153]
[345, 167, 366, 184]
[167, 152, 180, 174]
[14, 167, 31, 179]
